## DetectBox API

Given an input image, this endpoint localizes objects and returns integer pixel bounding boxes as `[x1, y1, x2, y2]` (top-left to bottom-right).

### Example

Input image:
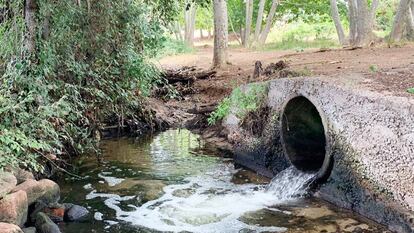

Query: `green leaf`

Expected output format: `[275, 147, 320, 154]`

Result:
[408, 88, 414, 94]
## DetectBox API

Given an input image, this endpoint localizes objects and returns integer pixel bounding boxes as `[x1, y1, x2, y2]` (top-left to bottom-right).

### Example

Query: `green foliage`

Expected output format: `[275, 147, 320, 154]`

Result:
[369, 65, 379, 73]
[158, 39, 194, 58]
[208, 83, 268, 125]
[408, 88, 414, 94]
[0, 0, 176, 172]
[262, 21, 339, 51]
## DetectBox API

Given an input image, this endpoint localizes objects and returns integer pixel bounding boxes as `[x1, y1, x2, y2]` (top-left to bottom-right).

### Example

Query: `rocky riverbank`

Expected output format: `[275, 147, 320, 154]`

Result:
[0, 169, 89, 233]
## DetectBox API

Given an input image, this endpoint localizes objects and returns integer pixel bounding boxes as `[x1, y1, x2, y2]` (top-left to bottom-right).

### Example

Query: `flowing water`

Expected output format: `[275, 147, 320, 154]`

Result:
[59, 129, 388, 233]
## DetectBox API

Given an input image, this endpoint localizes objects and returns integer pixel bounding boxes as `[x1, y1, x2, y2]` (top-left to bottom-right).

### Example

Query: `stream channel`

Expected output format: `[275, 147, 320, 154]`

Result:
[58, 129, 388, 233]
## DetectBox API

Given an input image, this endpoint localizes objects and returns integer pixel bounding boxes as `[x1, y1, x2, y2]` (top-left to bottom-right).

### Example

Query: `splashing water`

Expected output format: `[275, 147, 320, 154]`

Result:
[86, 164, 316, 233]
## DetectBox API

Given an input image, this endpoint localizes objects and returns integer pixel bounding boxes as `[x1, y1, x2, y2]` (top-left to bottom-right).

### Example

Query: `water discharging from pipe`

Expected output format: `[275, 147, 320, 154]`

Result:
[89, 165, 316, 233]
[61, 130, 387, 233]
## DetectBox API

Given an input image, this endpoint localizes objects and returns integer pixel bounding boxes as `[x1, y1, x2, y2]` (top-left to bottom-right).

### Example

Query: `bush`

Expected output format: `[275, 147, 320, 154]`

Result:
[0, 0, 176, 172]
[208, 83, 268, 125]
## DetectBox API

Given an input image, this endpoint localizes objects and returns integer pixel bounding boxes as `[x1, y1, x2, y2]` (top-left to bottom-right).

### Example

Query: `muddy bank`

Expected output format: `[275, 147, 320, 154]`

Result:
[222, 75, 414, 232]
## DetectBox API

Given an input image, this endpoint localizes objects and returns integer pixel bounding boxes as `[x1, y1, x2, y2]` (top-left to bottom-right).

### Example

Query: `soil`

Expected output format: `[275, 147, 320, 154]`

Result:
[154, 43, 414, 150]
[159, 44, 414, 103]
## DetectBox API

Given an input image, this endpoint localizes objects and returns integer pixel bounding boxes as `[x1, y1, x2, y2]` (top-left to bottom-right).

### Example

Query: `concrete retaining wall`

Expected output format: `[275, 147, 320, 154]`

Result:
[223, 75, 414, 232]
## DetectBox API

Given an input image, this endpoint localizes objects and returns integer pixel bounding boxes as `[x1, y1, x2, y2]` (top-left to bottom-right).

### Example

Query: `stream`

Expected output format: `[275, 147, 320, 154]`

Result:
[59, 129, 388, 233]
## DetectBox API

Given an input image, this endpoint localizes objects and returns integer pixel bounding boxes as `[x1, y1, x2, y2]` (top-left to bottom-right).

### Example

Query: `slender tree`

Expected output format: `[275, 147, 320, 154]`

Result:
[213, 0, 229, 68]
[243, 0, 254, 47]
[185, 2, 197, 47]
[330, 0, 346, 45]
[254, 0, 266, 44]
[25, 0, 37, 55]
[259, 0, 279, 45]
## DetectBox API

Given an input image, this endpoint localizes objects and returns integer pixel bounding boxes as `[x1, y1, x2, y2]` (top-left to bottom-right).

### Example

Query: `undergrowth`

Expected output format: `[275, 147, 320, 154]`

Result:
[208, 83, 268, 125]
[0, 0, 177, 172]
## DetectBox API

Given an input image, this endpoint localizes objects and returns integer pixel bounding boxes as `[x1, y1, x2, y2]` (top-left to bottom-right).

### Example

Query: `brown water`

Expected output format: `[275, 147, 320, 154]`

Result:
[58, 129, 389, 233]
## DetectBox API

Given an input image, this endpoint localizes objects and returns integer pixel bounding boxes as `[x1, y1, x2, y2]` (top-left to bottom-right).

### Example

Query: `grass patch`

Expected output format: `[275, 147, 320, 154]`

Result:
[158, 39, 194, 58]
[408, 88, 414, 94]
[260, 39, 339, 52]
[208, 83, 268, 125]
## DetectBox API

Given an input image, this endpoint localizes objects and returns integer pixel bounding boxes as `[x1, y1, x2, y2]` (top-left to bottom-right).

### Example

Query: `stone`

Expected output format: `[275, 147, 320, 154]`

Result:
[0, 191, 28, 227]
[62, 203, 74, 211]
[12, 179, 60, 206]
[0, 223, 24, 233]
[0, 172, 17, 198]
[29, 201, 48, 223]
[43, 206, 65, 223]
[12, 180, 43, 205]
[21, 227, 36, 233]
[37, 180, 60, 205]
[29, 202, 65, 223]
[11, 169, 35, 185]
[35, 213, 61, 233]
[64, 205, 89, 222]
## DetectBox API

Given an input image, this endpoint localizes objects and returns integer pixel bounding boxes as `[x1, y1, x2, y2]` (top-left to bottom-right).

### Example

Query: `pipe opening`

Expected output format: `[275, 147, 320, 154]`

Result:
[281, 96, 327, 173]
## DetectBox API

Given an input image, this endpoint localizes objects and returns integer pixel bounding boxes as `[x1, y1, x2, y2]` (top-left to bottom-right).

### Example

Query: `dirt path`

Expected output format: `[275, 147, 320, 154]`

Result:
[159, 44, 414, 104]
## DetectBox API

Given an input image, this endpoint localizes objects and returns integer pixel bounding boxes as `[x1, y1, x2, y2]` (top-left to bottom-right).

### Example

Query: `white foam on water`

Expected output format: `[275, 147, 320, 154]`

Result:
[98, 173, 125, 187]
[90, 165, 316, 233]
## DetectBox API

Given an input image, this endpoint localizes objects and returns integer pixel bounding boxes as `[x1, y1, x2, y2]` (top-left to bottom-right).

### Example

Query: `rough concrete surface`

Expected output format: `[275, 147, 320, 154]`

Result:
[223, 74, 414, 232]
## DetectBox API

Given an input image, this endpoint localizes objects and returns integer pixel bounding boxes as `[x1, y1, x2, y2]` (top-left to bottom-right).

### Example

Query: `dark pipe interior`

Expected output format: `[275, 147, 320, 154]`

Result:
[281, 96, 326, 172]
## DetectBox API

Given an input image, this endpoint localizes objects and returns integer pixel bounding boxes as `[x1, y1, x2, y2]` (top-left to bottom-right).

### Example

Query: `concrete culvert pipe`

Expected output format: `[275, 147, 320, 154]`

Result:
[281, 96, 332, 179]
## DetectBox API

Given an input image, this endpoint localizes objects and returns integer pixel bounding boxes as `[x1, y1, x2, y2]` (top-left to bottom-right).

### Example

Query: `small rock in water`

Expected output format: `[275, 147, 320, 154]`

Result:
[22, 227, 36, 233]
[35, 212, 61, 233]
[44, 205, 65, 222]
[65, 204, 90, 222]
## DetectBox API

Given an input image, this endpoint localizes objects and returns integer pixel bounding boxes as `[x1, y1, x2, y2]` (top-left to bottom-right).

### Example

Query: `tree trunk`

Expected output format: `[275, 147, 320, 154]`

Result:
[25, 0, 37, 55]
[254, 0, 266, 44]
[355, 0, 370, 46]
[390, 0, 412, 42]
[406, 4, 414, 40]
[213, 0, 228, 68]
[243, 0, 254, 47]
[259, 0, 279, 45]
[347, 0, 378, 47]
[229, 13, 242, 45]
[185, 3, 197, 47]
[200, 29, 204, 39]
[330, 0, 346, 45]
[348, 0, 358, 45]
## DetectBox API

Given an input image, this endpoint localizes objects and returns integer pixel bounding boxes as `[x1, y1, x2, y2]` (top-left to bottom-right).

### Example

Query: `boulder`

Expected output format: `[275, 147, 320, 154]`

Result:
[64, 205, 89, 222]
[0, 172, 17, 198]
[12, 169, 35, 185]
[13, 179, 60, 207]
[12, 180, 43, 205]
[0, 223, 24, 233]
[35, 213, 61, 233]
[21, 227, 36, 233]
[0, 191, 28, 227]
[36, 180, 60, 205]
